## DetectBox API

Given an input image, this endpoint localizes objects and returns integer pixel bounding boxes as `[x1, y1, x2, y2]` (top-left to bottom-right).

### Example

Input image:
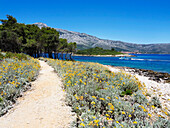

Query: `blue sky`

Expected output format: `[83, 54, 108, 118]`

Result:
[0, 0, 170, 44]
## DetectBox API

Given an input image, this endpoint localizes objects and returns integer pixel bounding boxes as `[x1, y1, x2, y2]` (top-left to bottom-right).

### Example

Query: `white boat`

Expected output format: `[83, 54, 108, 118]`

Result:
[119, 56, 132, 60]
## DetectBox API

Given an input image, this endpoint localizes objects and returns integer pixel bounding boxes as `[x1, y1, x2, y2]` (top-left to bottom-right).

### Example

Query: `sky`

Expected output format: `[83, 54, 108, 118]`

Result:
[0, 0, 170, 44]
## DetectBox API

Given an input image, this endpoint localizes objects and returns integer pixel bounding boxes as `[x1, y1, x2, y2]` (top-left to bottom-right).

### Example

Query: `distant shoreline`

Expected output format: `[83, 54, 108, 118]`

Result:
[74, 54, 136, 57]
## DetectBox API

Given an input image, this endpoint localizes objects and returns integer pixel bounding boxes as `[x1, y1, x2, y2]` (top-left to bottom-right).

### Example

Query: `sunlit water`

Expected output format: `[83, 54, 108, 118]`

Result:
[73, 54, 170, 73]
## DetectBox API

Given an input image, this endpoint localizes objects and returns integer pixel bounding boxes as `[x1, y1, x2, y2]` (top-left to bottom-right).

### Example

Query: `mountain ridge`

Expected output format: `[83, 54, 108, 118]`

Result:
[33, 23, 170, 54]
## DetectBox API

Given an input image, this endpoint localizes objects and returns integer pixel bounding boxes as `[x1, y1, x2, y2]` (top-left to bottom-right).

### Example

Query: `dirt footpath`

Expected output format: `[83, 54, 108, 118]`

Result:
[0, 60, 74, 128]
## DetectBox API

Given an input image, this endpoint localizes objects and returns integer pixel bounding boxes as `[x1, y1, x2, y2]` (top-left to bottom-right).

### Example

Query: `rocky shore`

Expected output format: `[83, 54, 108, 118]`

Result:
[115, 67, 170, 83]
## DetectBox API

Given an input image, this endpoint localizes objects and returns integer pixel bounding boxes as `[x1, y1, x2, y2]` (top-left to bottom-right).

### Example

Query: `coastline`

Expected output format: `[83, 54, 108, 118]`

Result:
[107, 66, 170, 83]
[74, 54, 135, 57]
[104, 65, 170, 116]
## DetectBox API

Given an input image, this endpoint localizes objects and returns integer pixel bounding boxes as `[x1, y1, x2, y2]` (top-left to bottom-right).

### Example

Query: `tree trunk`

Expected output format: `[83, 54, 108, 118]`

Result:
[65, 52, 68, 60]
[56, 52, 59, 60]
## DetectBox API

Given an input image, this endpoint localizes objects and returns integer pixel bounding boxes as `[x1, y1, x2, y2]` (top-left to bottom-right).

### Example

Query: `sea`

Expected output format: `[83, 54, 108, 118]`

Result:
[73, 54, 170, 74]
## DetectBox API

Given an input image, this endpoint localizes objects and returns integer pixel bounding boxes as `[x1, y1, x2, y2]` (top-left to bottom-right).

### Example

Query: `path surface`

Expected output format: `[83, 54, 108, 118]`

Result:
[0, 60, 74, 128]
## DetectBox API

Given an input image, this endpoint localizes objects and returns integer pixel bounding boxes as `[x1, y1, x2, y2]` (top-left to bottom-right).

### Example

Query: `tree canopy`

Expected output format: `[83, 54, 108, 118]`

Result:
[0, 15, 77, 59]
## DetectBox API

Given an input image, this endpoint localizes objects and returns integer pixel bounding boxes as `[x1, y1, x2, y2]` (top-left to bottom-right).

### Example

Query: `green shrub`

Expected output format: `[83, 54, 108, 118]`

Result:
[5, 52, 28, 60]
[0, 56, 40, 116]
[0, 52, 4, 60]
[46, 59, 169, 127]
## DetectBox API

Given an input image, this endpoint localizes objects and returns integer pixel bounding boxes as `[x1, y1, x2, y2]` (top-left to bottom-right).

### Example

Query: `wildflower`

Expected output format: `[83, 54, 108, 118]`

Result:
[80, 123, 85, 127]
[80, 96, 83, 100]
[122, 111, 125, 114]
[116, 121, 119, 123]
[133, 121, 137, 124]
[94, 119, 99, 123]
[91, 101, 95, 104]
[164, 112, 168, 115]
[107, 96, 111, 99]
[115, 96, 118, 99]
[110, 106, 114, 111]
[120, 124, 124, 127]
[76, 107, 79, 109]
[148, 113, 152, 117]
[92, 96, 96, 99]
[152, 105, 155, 109]
[107, 111, 112, 113]
[129, 114, 132, 117]
[108, 103, 112, 106]
[106, 114, 110, 116]
[79, 79, 83, 83]
[100, 98, 105, 100]
[88, 121, 93, 125]
[92, 116, 96, 119]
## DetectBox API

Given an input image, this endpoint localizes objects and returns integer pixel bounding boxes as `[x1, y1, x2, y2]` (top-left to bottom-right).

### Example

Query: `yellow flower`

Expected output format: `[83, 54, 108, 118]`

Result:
[107, 96, 111, 99]
[116, 121, 119, 123]
[92, 116, 96, 119]
[100, 98, 105, 100]
[80, 123, 85, 127]
[148, 113, 152, 117]
[80, 96, 83, 100]
[133, 121, 137, 124]
[122, 111, 125, 114]
[76, 107, 79, 109]
[107, 110, 112, 113]
[164, 112, 168, 115]
[120, 124, 124, 127]
[152, 105, 155, 109]
[106, 114, 110, 116]
[115, 96, 118, 99]
[108, 103, 112, 106]
[94, 119, 99, 123]
[110, 106, 114, 111]
[79, 79, 83, 83]
[129, 114, 132, 117]
[91, 101, 95, 104]
[92, 96, 96, 99]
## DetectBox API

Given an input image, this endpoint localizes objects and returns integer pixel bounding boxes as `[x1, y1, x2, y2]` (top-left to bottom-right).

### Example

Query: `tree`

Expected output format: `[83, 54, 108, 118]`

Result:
[0, 15, 17, 29]
[0, 30, 20, 52]
[59, 38, 68, 60]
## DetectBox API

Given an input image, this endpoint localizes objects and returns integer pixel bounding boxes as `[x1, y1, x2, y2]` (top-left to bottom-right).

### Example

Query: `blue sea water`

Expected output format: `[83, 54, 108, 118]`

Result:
[73, 54, 170, 73]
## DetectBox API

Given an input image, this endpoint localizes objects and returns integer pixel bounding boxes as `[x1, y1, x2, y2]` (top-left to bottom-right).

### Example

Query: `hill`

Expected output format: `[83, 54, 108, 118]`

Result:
[34, 23, 170, 54]
[76, 47, 122, 55]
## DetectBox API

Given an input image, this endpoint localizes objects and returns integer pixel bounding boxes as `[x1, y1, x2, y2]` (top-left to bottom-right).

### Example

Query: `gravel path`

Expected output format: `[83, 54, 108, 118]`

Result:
[0, 60, 74, 128]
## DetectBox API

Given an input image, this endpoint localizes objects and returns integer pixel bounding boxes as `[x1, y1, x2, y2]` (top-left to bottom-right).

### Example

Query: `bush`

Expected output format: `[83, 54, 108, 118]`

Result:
[0, 56, 40, 116]
[0, 52, 4, 60]
[46, 59, 169, 127]
[5, 52, 28, 60]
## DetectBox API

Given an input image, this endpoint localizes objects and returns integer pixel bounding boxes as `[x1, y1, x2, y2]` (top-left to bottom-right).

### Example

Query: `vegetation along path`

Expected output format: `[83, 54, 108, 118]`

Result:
[0, 60, 74, 128]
